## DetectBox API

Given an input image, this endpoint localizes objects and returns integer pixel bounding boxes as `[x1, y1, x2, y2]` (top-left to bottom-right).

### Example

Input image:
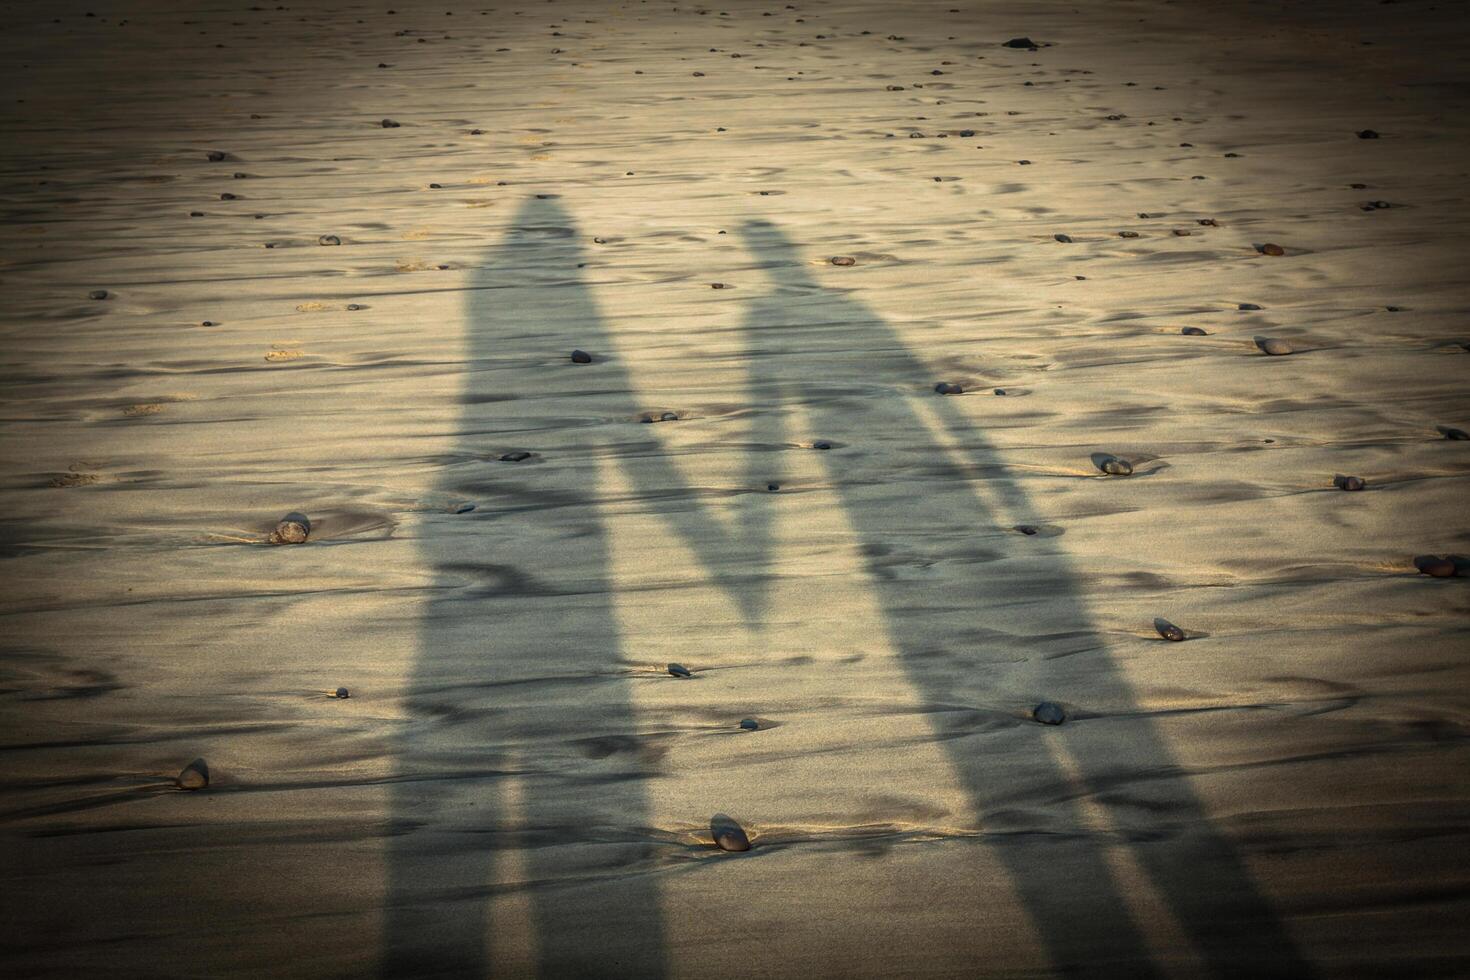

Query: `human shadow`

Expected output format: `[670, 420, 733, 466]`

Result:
[381, 198, 678, 976]
[731, 217, 1312, 976]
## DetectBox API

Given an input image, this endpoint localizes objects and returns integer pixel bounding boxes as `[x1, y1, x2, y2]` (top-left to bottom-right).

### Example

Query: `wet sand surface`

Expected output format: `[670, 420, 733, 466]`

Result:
[2, 0, 1469, 976]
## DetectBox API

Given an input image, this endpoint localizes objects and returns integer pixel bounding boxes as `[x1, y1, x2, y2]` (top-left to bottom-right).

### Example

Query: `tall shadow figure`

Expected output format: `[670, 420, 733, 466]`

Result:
[728, 218, 1311, 976]
[382, 198, 678, 977]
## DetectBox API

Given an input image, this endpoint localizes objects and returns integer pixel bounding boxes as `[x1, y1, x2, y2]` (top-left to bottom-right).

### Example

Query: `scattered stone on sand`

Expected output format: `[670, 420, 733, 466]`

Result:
[1003, 36, 1038, 48]
[1181, 326, 1208, 335]
[1054, 233, 1073, 243]
[1154, 618, 1186, 641]
[318, 234, 341, 246]
[830, 255, 856, 266]
[335, 687, 350, 699]
[934, 382, 963, 394]
[269, 512, 311, 545]
[994, 388, 1007, 395]
[381, 118, 400, 128]
[1334, 475, 1366, 491]
[1357, 129, 1379, 139]
[1097, 455, 1133, 476]
[711, 282, 729, 289]
[570, 349, 592, 363]
[1259, 243, 1286, 256]
[739, 718, 760, 731]
[1118, 230, 1139, 238]
[667, 663, 692, 678]
[812, 440, 833, 450]
[206, 150, 226, 161]
[220, 192, 238, 200]
[453, 502, 476, 514]
[711, 813, 751, 851]
[88, 289, 108, 300]
[1198, 218, 1218, 226]
[177, 758, 210, 790]
[661, 411, 679, 421]
[1172, 229, 1192, 236]
[1413, 556, 1457, 578]
[1032, 701, 1066, 725]
[346, 303, 363, 311]
[1255, 336, 1294, 356]
[1239, 303, 1262, 311]
[1440, 426, 1469, 440]
[1016, 524, 1039, 535]
[499, 451, 532, 462]
[1363, 200, 1391, 210]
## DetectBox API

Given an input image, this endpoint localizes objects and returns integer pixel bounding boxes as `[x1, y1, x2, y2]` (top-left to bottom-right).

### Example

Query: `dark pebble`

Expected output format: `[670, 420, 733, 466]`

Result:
[711, 282, 729, 289]
[335, 687, 350, 699]
[1442, 427, 1469, 440]
[318, 234, 341, 246]
[201, 321, 214, 326]
[1119, 230, 1139, 238]
[1357, 129, 1379, 139]
[1255, 336, 1293, 356]
[220, 192, 238, 200]
[711, 813, 751, 851]
[1003, 36, 1038, 48]
[269, 512, 311, 545]
[1054, 233, 1073, 243]
[570, 349, 592, 363]
[1238, 303, 1262, 311]
[1154, 618, 1186, 642]
[668, 663, 692, 678]
[1414, 555, 1457, 578]
[499, 451, 531, 462]
[830, 255, 856, 266]
[1181, 327, 1208, 335]
[1259, 243, 1286, 256]
[206, 151, 226, 161]
[661, 411, 679, 421]
[177, 758, 210, 790]
[934, 382, 963, 394]
[88, 289, 108, 300]
[1032, 701, 1066, 725]
[429, 182, 442, 189]
[190, 211, 204, 217]
[767, 483, 779, 492]
[381, 118, 400, 128]
[994, 388, 1007, 395]
[739, 718, 760, 731]
[1334, 475, 1365, 491]
[812, 440, 832, 450]
[1098, 456, 1133, 476]
[1016, 524, 1039, 535]
[346, 303, 364, 311]
[233, 172, 247, 179]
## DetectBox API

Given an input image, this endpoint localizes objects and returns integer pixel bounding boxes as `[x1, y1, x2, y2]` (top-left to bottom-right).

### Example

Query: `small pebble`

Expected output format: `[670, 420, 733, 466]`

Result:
[739, 718, 760, 731]
[1414, 555, 1457, 578]
[499, 451, 531, 462]
[1015, 524, 1039, 535]
[454, 502, 476, 513]
[1097, 456, 1133, 476]
[1118, 230, 1139, 239]
[767, 483, 780, 492]
[1334, 475, 1365, 491]
[1357, 129, 1379, 139]
[570, 349, 592, 363]
[220, 192, 238, 200]
[830, 255, 856, 266]
[177, 758, 210, 790]
[661, 411, 679, 421]
[994, 388, 1007, 396]
[206, 150, 226, 161]
[667, 663, 692, 678]
[934, 382, 963, 394]
[711, 282, 729, 289]
[269, 512, 311, 545]
[335, 687, 350, 699]
[1032, 702, 1066, 725]
[318, 234, 341, 246]
[201, 321, 214, 326]
[1154, 618, 1185, 642]
[1181, 327, 1208, 335]
[1259, 243, 1286, 256]
[1255, 336, 1293, 356]
[1053, 233, 1072, 243]
[1003, 36, 1038, 48]
[1442, 427, 1469, 440]
[381, 118, 400, 128]
[812, 440, 832, 450]
[711, 813, 751, 851]
[346, 303, 364, 311]
[88, 289, 108, 300]
[1238, 303, 1262, 311]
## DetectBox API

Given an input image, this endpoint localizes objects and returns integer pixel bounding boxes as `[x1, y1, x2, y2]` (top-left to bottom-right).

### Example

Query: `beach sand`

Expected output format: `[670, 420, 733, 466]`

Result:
[2, 0, 1468, 975]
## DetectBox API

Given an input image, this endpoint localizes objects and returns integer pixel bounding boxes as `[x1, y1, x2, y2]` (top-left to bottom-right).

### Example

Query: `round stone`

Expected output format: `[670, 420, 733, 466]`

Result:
[206, 150, 226, 161]
[812, 440, 832, 450]
[711, 814, 751, 851]
[767, 484, 779, 492]
[177, 758, 210, 790]
[1357, 129, 1379, 139]
[1414, 556, 1457, 578]
[1053, 233, 1072, 243]
[830, 256, 856, 266]
[335, 687, 350, 699]
[499, 451, 531, 462]
[381, 118, 400, 128]
[1238, 303, 1262, 311]
[1154, 618, 1185, 641]
[1255, 337, 1293, 356]
[1098, 457, 1133, 476]
[570, 349, 592, 363]
[318, 234, 341, 246]
[1016, 525, 1039, 535]
[88, 289, 108, 300]
[269, 513, 311, 545]
[667, 663, 692, 678]
[739, 718, 759, 731]
[1181, 327, 1208, 335]
[1334, 475, 1365, 491]
[1032, 702, 1066, 725]
[1259, 243, 1286, 256]
[1443, 427, 1469, 441]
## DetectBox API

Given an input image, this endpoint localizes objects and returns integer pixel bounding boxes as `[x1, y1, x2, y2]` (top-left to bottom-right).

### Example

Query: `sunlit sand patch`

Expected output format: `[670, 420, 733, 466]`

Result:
[294, 301, 332, 313]
[265, 348, 305, 362]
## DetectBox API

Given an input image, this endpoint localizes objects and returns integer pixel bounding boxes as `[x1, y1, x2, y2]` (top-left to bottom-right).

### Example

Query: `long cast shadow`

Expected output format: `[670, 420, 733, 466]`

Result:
[382, 198, 676, 976]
